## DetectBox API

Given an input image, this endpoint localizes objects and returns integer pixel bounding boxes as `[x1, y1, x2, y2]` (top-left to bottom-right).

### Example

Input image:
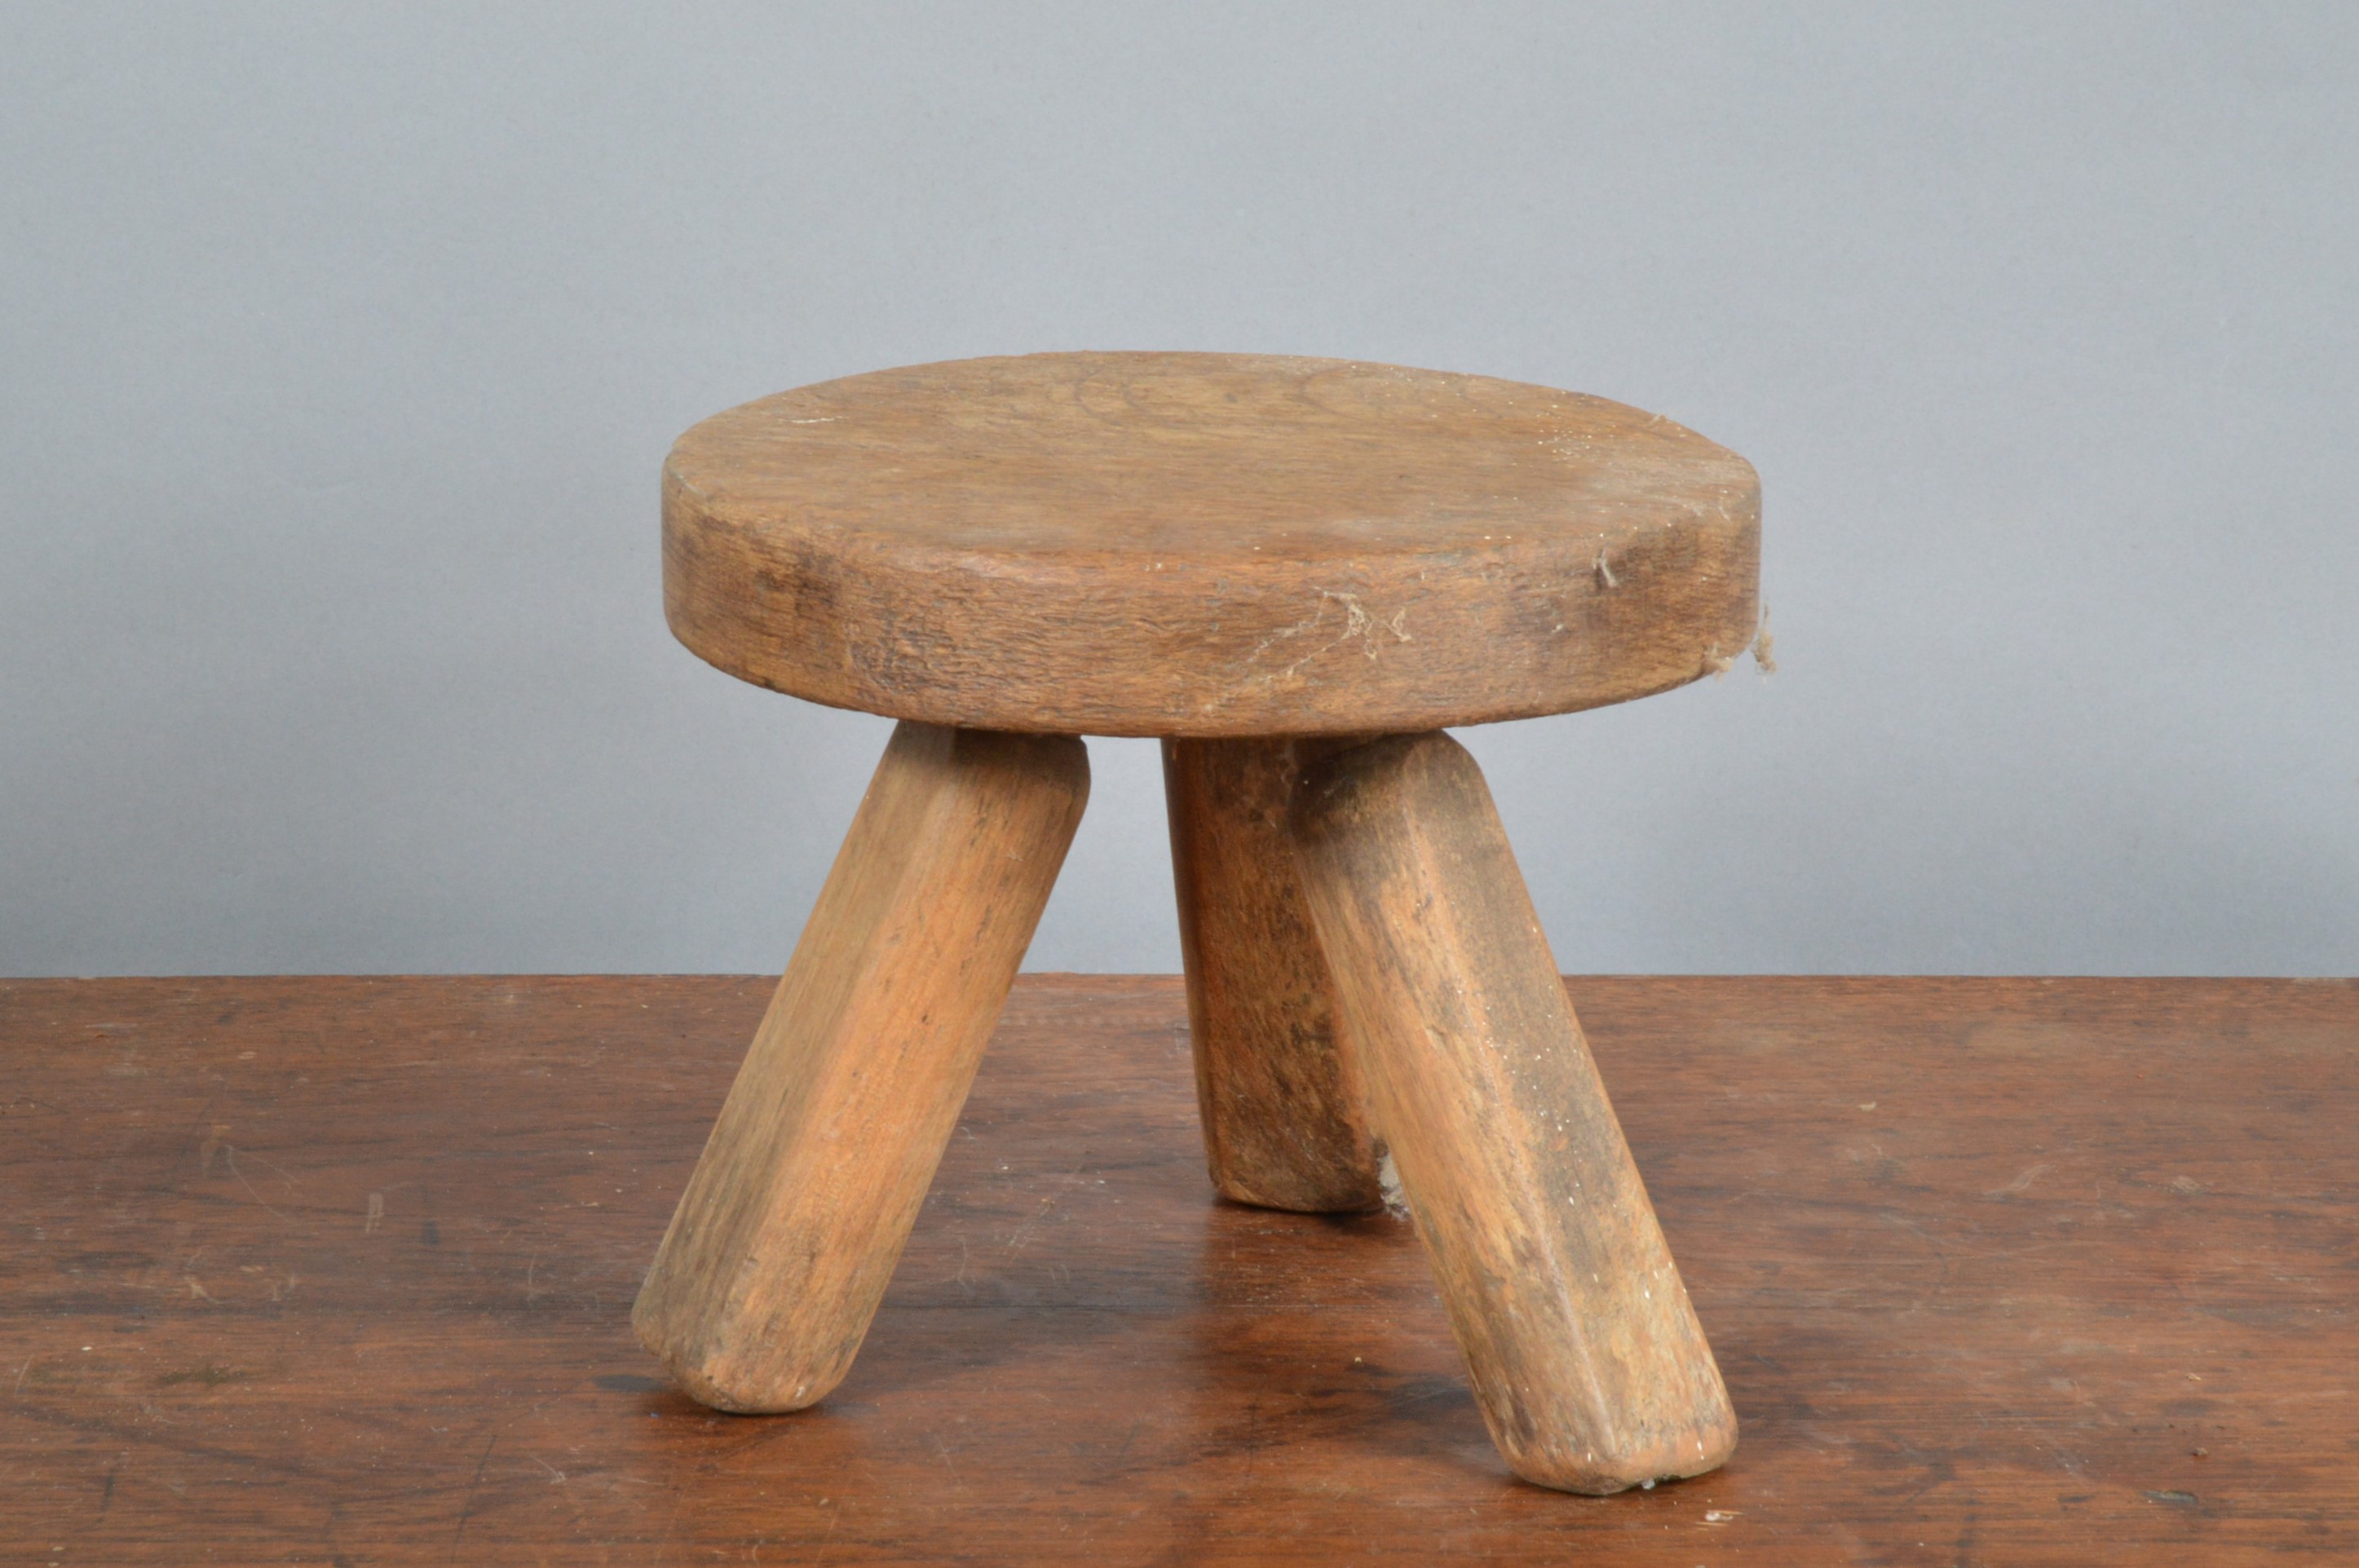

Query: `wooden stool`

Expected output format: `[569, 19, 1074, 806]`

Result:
[634, 352, 1760, 1494]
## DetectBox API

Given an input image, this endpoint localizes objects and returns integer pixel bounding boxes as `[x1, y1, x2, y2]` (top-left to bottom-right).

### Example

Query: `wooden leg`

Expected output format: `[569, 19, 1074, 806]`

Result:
[1290, 732, 1736, 1494]
[633, 722, 1089, 1412]
[1162, 738, 1381, 1212]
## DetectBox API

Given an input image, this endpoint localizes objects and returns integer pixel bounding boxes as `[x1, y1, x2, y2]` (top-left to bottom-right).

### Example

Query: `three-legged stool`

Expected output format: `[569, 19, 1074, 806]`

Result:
[634, 352, 1761, 1494]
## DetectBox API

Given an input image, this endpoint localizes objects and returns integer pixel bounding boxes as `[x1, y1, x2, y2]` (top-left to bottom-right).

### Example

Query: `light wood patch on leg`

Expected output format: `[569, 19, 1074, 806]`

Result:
[1291, 731, 1736, 1493]
[1163, 737, 1381, 1212]
[633, 722, 1089, 1412]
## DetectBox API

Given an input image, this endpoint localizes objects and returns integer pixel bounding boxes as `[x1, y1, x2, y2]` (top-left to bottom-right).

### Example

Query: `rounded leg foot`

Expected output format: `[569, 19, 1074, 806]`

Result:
[1292, 732, 1736, 1493]
[1163, 737, 1381, 1212]
[633, 722, 1089, 1411]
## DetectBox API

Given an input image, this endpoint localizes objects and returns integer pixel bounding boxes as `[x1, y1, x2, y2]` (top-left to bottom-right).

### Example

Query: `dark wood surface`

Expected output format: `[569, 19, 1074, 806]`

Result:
[663, 352, 1760, 735]
[3, 974, 2352, 1563]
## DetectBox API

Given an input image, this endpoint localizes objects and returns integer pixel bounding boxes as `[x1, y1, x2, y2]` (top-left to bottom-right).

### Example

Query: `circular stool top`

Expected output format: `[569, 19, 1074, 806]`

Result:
[663, 352, 1760, 737]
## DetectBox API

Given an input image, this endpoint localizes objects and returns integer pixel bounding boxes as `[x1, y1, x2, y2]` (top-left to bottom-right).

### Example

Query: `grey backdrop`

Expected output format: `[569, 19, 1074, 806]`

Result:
[4, 4, 2353, 978]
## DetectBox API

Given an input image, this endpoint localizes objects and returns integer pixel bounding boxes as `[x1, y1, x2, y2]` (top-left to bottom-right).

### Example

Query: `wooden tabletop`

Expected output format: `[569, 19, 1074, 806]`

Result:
[662, 353, 1760, 735]
[4, 974, 2352, 1563]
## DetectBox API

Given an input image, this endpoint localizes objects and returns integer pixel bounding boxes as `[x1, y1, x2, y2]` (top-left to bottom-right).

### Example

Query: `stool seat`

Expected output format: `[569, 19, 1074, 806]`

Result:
[663, 351, 1759, 735]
